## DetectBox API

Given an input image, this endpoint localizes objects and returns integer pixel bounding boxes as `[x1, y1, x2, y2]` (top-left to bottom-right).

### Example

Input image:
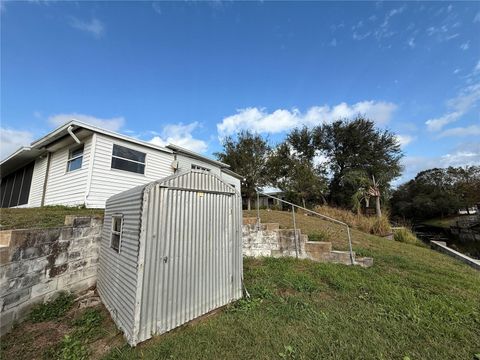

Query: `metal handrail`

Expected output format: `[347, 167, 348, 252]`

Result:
[255, 189, 355, 265]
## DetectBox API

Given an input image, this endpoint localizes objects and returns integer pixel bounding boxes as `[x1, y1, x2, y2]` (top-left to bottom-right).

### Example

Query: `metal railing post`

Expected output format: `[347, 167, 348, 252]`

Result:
[346, 225, 354, 265]
[292, 205, 298, 258]
[255, 189, 355, 264]
[256, 191, 260, 230]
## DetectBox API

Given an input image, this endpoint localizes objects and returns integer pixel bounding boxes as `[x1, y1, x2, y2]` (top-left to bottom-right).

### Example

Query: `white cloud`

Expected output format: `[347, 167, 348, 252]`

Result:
[438, 124, 480, 138]
[0, 128, 34, 160]
[48, 113, 125, 131]
[460, 41, 470, 50]
[149, 122, 208, 153]
[152, 2, 162, 15]
[396, 134, 415, 147]
[425, 81, 480, 131]
[329, 38, 337, 47]
[217, 101, 397, 137]
[397, 142, 480, 183]
[70, 18, 105, 38]
[407, 38, 415, 48]
[453, 68, 461, 74]
[474, 12, 480, 23]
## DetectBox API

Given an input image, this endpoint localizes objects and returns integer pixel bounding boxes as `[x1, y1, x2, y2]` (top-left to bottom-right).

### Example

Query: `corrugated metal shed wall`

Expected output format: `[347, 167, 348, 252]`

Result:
[99, 171, 243, 345]
[97, 184, 145, 343]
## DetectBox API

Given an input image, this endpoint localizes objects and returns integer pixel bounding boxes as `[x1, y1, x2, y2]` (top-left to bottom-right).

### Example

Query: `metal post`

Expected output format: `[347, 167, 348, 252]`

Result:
[346, 225, 354, 265]
[256, 191, 260, 230]
[292, 205, 298, 259]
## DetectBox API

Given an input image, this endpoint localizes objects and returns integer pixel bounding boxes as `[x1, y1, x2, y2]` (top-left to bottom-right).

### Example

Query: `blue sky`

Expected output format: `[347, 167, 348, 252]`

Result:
[1, 1, 479, 184]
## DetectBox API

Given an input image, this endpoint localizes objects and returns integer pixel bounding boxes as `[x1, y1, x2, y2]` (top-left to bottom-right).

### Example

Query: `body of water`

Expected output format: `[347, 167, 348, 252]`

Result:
[413, 223, 480, 260]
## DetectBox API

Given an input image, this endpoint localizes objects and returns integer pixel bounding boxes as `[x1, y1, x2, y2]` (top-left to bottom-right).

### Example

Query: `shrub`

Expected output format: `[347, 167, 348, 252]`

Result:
[393, 227, 422, 245]
[308, 230, 328, 242]
[313, 205, 392, 236]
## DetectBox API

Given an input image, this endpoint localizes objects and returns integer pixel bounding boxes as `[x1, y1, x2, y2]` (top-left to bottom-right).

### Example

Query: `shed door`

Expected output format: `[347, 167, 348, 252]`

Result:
[157, 188, 234, 333]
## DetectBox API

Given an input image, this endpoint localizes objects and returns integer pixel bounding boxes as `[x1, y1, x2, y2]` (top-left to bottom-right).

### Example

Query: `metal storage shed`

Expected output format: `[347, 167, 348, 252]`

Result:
[97, 170, 243, 345]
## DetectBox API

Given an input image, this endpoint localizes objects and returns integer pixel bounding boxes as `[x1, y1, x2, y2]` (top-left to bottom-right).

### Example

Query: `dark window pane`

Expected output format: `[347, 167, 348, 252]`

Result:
[70, 146, 84, 158]
[1, 176, 14, 208]
[10, 170, 23, 207]
[18, 162, 34, 205]
[0, 179, 6, 208]
[113, 217, 122, 232]
[111, 234, 120, 252]
[112, 145, 145, 163]
[67, 157, 83, 172]
[111, 157, 145, 174]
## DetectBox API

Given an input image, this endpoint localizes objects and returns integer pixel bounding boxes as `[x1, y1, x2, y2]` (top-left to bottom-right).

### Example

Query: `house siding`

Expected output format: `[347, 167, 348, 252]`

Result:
[28, 156, 48, 207]
[43, 137, 92, 206]
[220, 170, 241, 190]
[176, 154, 221, 175]
[86, 134, 174, 208]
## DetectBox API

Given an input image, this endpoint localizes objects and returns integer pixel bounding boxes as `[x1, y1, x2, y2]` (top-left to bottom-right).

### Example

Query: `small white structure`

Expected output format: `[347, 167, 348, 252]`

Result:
[97, 170, 243, 345]
[0, 120, 241, 208]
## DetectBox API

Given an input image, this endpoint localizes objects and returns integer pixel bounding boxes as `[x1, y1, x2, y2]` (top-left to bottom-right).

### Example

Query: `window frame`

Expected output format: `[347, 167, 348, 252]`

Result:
[191, 164, 210, 172]
[110, 214, 123, 253]
[66, 144, 84, 173]
[111, 144, 146, 175]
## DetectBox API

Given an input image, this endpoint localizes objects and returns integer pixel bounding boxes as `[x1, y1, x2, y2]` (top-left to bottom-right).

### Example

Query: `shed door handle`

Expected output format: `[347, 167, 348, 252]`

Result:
[163, 256, 168, 263]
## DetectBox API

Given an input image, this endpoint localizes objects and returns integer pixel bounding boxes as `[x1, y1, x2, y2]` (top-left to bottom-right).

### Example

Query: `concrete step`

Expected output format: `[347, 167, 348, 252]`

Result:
[355, 257, 374, 268]
[243, 217, 257, 225]
[259, 223, 280, 231]
[305, 241, 332, 255]
[327, 250, 355, 264]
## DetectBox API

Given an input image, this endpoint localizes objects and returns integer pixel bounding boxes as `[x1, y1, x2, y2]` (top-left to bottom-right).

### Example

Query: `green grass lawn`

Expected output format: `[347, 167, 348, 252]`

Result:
[0, 206, 104, 230]
[2, 210, 479, 359]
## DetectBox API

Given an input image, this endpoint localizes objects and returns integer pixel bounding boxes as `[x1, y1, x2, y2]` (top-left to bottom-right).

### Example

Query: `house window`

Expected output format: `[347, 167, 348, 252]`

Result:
[111, 215, 123, 253]
[111, 144, 146, 174]
[67, 145, 84, 172]
[191, 164, 210, 172]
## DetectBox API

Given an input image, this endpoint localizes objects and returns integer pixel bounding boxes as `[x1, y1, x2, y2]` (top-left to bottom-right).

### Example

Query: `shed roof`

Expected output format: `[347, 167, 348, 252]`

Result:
[107, 170, 236, 206]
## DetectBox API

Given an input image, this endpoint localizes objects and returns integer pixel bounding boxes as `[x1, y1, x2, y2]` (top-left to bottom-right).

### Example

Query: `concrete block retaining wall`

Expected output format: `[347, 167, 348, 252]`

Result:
[0, 216, 102, 336]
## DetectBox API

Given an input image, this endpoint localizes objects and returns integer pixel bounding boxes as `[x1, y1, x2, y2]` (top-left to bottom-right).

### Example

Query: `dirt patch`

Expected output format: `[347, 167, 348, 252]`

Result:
[1, 321, 71, 360]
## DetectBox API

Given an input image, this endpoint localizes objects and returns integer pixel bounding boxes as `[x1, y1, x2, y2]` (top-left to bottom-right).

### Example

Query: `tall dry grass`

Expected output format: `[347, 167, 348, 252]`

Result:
[313, 205, 392, 236]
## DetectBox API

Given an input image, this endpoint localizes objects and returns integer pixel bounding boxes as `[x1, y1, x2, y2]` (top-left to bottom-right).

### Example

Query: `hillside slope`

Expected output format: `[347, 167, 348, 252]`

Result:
[1, 210, 479, 359]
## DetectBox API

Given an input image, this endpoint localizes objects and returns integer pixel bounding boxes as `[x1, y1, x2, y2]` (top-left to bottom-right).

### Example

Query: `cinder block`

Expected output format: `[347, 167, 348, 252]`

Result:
[0, 231, 12, 246]
[2, 287, 31, 310]
[0, 308, 16, 337]
[31, 279, 58, 298]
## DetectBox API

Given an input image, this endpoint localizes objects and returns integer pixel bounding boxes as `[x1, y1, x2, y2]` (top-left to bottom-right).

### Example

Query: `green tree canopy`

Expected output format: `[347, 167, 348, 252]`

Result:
[390, 166, 480, 220]
[312, 117, 403, 207]
[215, 131, 270, 210]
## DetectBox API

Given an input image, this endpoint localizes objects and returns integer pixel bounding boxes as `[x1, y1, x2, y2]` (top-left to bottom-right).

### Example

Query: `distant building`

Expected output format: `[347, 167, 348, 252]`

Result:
[243, 186, 285, 210]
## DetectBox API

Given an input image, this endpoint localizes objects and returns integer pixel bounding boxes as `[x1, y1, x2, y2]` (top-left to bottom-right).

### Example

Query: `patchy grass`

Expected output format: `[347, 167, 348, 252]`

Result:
[0, 206, 104, 230]
[29, 292, 75, 323]
[3, 210, 480, 359]
[1, 296, 123, 360]
[393, 227, 423, 246]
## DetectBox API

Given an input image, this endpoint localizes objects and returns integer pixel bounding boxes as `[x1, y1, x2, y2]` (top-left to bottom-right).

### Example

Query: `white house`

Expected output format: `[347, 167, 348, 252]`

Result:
[0, 120, 242, 208]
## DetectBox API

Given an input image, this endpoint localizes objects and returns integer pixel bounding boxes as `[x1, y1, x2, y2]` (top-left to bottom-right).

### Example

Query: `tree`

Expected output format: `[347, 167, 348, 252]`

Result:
[312, 117, 403, 209]
[390, 166, 480, 220]
[215, 131, 270, 210]
[267, 139, 327, 208]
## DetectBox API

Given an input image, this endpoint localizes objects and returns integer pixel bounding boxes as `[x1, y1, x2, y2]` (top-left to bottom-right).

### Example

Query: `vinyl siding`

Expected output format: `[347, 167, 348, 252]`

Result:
[220, 170, 241, 191]
[176, 154, 221, 175]
[43, 137, 91, 206]
[28, 156, 48, 207]
[86, 134, 174, 208]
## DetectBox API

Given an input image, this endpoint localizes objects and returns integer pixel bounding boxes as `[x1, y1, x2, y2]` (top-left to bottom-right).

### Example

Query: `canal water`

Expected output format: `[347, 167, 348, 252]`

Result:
[413, 223, 480, 260]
